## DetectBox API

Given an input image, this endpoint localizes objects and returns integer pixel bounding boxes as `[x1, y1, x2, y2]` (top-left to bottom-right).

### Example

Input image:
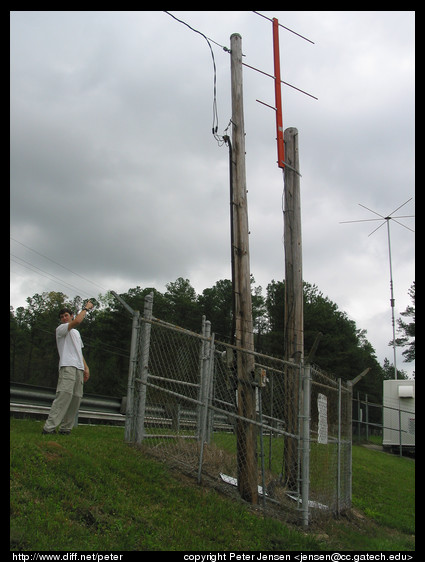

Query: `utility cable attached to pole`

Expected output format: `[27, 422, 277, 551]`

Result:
[163, 11, 227, 143]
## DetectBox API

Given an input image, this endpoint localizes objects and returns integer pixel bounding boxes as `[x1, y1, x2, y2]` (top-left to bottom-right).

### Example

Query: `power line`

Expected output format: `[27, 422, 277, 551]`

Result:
[10, 237, 107, 292]
[163, 11, 230, 53]
[10, 237, 109, 304]
[164, 11, 225, 143]
[10, 254, 93, 298]
[36, 327, 130, 359]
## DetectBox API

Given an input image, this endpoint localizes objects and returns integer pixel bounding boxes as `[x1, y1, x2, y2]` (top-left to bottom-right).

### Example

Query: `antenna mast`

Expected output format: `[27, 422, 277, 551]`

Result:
[341, 198, 414, 379]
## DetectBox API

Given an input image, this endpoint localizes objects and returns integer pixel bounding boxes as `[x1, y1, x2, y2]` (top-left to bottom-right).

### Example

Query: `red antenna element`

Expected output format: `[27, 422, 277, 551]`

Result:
[273, 18, 285, 169]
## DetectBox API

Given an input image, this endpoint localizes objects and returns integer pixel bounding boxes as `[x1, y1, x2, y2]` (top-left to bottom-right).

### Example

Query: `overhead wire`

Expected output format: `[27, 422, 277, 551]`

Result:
[10, 237, 107, 303]
[163, 11, 230, 145]
[10, 253, 133, 360]
[10, 238, 136, 359]
[10, 236, 107, 292]
[10, 254, 94, 299]
[36, 326, 131, 359]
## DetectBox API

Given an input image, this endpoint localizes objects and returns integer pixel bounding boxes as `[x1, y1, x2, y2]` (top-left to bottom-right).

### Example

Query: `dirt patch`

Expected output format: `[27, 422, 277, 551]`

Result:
[39, 441, 70, 462]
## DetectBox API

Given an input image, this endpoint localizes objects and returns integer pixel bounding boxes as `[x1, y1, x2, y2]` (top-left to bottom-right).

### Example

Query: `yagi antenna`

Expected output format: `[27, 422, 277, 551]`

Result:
[340, 198, 415, 380]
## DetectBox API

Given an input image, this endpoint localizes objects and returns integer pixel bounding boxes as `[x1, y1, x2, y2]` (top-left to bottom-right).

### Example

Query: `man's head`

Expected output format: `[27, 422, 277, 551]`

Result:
[59, 307, 74, 324]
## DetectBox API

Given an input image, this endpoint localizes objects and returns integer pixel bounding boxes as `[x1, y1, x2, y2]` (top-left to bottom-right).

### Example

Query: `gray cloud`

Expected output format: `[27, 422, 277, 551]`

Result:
[10, 11, 415, 375]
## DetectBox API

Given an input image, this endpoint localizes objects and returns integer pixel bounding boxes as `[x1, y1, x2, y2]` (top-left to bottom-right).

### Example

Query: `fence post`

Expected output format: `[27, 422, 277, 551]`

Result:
[125, 310, 140, 442]
[197, 317, 208, 439]
[301, 363, 311, 528]
[110, 290, 140, 444]
[135, 292, 154, 445]
[258, 384, 266, 509]
[207, 335, 215, 444]
[357, 391, 361, 441]
[365, 393, 369, 442]
[198, 318, 211, 440]
[198, 331, 215, 484]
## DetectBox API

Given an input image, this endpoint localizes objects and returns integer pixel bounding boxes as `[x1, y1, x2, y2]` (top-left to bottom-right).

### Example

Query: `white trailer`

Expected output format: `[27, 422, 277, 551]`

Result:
[382, 379, 415, 453]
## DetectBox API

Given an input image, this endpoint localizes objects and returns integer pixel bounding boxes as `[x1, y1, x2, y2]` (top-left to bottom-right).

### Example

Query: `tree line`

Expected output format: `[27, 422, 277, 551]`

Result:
[10, 277, 414, 404]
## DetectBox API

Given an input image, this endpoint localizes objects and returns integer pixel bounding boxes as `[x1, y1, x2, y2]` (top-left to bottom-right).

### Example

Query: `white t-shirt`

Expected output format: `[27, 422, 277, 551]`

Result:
[56, 323, 85, 370]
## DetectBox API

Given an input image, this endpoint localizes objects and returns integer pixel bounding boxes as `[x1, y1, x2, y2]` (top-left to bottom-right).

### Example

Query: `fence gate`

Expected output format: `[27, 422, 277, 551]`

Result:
[121, 292, 352, 527]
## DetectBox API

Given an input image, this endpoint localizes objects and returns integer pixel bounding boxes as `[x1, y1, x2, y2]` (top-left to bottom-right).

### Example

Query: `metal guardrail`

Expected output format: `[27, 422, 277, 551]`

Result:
[10, 382, 233, 431]
[10, 381, 126, 425]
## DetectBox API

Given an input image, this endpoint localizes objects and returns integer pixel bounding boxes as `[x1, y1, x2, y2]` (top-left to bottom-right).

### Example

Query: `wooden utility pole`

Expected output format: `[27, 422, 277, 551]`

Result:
[230, 33, 258, 505]
[283, 127, 303, 359]
[283, 127, 304, 489]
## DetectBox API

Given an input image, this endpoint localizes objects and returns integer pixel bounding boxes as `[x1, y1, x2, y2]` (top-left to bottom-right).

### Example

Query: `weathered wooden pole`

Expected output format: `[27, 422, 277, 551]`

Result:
[230, 33, 258, 504]
[283, 127, 304, 490]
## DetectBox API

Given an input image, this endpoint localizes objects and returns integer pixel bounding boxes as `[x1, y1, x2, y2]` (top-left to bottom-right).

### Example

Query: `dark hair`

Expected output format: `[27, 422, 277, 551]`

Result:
[58, 307, 73, 318]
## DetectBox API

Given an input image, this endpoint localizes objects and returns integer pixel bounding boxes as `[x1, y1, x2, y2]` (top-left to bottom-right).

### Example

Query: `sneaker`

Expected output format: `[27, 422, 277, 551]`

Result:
[58, 430, 71, 435]
[42, 428, 55, 435]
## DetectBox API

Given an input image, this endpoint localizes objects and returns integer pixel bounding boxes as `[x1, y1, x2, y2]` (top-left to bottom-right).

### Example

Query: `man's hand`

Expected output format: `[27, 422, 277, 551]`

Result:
[83, 357, 90, 383]
[67, 300, 94, 330]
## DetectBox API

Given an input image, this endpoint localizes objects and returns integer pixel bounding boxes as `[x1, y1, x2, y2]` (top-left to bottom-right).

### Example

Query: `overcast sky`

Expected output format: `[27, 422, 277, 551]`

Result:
[10, 11, 415, 376]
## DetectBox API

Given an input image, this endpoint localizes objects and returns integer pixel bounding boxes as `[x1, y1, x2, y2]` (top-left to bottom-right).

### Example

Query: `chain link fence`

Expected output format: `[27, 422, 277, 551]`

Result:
[353, 387, 415, 456]
[119, 292, 352, 527]
[309, 366, 352, 515]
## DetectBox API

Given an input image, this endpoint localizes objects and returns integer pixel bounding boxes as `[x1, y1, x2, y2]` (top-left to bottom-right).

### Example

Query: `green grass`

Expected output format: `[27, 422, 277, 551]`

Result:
[351, 445, 415, 533]
[10, 418, 415, 551]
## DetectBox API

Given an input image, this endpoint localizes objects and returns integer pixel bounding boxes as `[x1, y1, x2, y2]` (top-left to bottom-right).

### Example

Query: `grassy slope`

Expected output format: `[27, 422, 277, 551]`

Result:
[10, 419, 414, 551]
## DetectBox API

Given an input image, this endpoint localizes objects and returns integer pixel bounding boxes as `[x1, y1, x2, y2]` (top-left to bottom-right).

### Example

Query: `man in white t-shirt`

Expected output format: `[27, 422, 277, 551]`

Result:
[42, 301, 94, 434]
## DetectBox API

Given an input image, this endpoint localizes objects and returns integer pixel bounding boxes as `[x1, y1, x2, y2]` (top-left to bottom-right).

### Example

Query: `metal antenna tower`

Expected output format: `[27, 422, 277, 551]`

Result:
[340, 198, 415, 379]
